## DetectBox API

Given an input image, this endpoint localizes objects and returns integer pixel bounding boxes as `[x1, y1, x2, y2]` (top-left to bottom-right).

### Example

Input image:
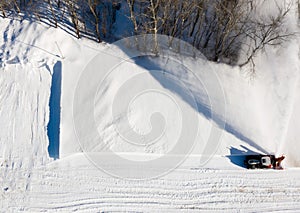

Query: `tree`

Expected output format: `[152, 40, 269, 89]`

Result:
[88, 0, 101, 42]
[0, 0, 8, 17]
[48, 0, 58, 28]
[66, 0, 81, 39]
[239, 3, 293, 68]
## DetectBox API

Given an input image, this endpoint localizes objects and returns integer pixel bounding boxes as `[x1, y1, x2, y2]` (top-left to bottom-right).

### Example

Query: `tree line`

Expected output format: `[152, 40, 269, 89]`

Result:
[0, 0, 295, 67]
[127, 0, 295, 66]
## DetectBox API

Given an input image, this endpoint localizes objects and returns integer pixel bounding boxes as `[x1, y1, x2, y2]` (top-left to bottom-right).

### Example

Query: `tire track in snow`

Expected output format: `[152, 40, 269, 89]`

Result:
[20, 165, 300, 212]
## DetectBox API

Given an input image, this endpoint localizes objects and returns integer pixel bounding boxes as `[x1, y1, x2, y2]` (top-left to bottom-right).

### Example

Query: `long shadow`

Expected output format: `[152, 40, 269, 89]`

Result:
[226, 145, 261, 168]
[125, 54, 268, 154]
[133, 56, 212, 118]
[224, 123, 269, 154]
[47, 61, 62, 159]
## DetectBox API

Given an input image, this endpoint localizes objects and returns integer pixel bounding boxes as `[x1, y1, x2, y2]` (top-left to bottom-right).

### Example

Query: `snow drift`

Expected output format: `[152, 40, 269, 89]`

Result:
[0, 15, 298, 168]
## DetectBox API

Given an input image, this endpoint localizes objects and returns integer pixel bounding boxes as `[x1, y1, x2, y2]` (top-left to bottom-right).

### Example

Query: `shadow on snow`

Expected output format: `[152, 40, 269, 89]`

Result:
[47, 61, 62, 159]
[226, 145, 261, 168]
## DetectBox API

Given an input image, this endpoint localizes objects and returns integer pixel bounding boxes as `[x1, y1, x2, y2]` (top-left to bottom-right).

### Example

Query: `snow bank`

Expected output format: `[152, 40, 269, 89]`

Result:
[0, 14, 299, 168]
[60, 34, 300, 168]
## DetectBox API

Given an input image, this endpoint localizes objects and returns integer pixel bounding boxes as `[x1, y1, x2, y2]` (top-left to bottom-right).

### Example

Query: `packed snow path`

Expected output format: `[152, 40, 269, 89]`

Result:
[1, 158, 300, 212]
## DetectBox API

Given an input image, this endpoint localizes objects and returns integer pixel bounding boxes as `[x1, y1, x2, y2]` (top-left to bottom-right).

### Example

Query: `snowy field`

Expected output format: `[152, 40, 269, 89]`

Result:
[0, 15, 300, 212]
[3, 155, 300, 212]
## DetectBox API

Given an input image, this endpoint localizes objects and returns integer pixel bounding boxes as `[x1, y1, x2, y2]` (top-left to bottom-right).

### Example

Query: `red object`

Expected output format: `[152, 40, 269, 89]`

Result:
[274, 155, 285, 170]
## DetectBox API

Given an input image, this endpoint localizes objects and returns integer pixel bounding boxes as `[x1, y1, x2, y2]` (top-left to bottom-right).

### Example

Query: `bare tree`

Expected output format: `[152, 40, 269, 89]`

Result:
[12, 0, 21, 13]
[0, 0, 7, 17]
[66, 0, 81, 39]
[48, 0, 58, 28]
[127, 0, 138, 34]
[148, 0, 159, 54]
[88, 0, 101, 42]
[239, 4, 294, 68]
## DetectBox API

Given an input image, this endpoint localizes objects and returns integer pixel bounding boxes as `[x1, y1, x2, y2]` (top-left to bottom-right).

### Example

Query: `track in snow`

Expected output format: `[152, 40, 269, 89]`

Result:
[4, 159, 300, 212]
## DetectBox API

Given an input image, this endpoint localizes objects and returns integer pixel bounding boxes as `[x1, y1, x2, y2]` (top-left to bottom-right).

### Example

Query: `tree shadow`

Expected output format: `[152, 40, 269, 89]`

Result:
[2, 1, 121, 43]
[226, 145, 261, 168]
[47, 61, 62, 159]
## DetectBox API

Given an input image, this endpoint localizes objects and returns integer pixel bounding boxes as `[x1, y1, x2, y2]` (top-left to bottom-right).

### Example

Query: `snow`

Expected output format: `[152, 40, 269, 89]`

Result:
[0, 13, 300, 211]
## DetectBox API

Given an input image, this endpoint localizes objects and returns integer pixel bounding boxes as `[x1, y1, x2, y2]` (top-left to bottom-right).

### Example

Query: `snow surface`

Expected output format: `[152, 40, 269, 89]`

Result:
[0, 13, 300, 211]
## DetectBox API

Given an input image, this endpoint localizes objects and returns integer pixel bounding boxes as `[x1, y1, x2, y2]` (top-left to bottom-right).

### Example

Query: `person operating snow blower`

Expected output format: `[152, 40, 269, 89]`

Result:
[274, 155, 285, 170]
